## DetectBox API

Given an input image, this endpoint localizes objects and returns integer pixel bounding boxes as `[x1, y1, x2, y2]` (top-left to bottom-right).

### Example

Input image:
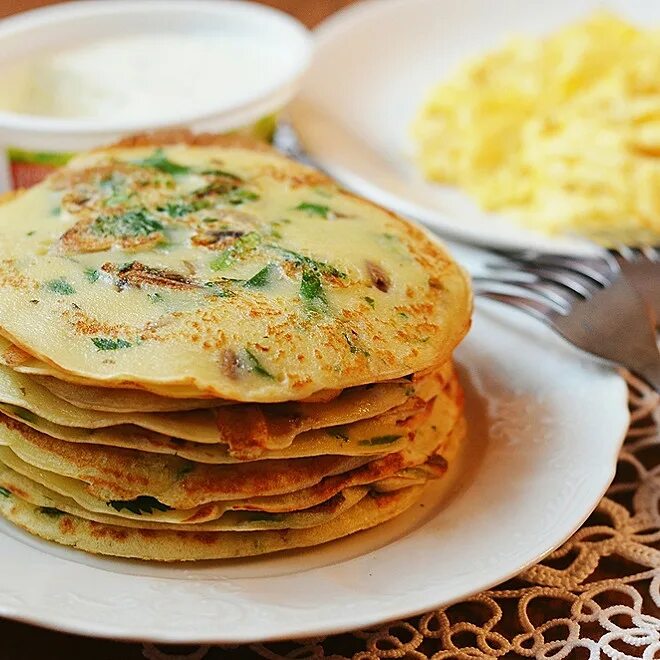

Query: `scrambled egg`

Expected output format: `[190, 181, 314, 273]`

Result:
[412, 13, 660, 243]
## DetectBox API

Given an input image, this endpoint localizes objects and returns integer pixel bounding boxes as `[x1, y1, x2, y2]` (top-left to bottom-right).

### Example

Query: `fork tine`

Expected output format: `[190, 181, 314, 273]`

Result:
[476, 289, 559, 326]
[609, 244, 660, 263]
[486, 263, 599, 298]
[640, 245, 659, 262]
[491, 249, 615, 285]
[472, 276, 572, 312]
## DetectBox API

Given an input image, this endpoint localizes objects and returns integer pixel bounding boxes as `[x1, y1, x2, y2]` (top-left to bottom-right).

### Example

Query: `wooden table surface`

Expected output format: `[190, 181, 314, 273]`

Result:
[0, 0, 354, 25]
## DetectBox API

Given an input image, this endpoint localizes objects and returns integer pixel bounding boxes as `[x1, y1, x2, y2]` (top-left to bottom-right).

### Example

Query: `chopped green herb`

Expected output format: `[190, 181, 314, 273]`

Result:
[344, 333, 358, 354]
[295, 202, 330, 218]
[158, 201, 195, 218]
[91, 209, 163, 238]
[228, 189, 260, 205]
[300, 268, 327, 312]
[244, 265, 273, 289]
[45, 277, 75, 295]
[201, 168, 242, 180]
[210, 232, 261, 271]
[364, 296, 375, 309]
[4, 405, 38, 424]
[202, 282, 236, 298]
[84, 268, 100, 283]
[51, 207, 61, 216]
[134, 148, 190, 175]
[0, 487, 10, 498]
[327, 426, 350, 441]
[398, 312, 409, 319]
[39, 507, 64, 518]
[343, 332, 369, 357]
[243, 512, 285, 522]
[26, 230, 35, 237]
[176, 462, 194, 479]
[108, 496, 172, 515]
[358, 435, 403, 447]
[148, 292, 164, 303]
[91, 337, 132, 351]
[242, 348, 274, 379]
[271, 246, 345, 278]
[104, 191, 134, 207]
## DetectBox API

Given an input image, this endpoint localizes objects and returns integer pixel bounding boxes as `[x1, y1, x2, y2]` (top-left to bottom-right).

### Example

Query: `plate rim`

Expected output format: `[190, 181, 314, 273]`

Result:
[292, 0, 651, 255]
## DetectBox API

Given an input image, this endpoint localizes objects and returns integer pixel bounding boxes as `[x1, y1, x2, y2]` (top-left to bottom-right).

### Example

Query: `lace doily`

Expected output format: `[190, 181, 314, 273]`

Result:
[139, 373, 659, 660]
[2, 373, 657, 659]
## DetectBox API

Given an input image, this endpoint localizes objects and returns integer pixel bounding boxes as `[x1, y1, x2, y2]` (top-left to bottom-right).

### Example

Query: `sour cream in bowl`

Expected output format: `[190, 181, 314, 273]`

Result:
[0, 0, 312, 189]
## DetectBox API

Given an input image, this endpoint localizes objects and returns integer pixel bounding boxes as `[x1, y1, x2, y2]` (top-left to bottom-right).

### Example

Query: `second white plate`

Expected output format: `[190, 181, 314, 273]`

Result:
[292, 0, 659, 254]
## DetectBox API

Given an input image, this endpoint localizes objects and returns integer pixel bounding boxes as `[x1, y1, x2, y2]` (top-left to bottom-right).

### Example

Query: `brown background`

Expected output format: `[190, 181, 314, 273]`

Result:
[0, 0, 353, 25]
[0, 1, 354, 658]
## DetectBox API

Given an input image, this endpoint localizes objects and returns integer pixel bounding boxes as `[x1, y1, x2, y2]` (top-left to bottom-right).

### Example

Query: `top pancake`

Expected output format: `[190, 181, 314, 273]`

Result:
[0, 132, 471, 401]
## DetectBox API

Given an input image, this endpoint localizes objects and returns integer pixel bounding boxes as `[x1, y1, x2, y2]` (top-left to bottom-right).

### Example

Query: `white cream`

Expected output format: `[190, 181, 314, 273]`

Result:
[0, 33, 286, 122]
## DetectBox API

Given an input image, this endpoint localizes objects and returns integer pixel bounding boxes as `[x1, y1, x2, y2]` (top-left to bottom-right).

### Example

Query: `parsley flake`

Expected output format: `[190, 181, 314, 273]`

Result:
[39, 507, 64, 518]
[210, 232, 261, 271]
[358, 435, 402, 447]
[45, 277, 75, 296]
[295, 202, 330, 218]
[300, 268, 327, 312]
[0, 487, 10, 498]
[242, 348, 274, 379]
[108, 496, 171, 515]
[244, 265, 273, 289]
[84, 268, 100, 283]
[91, 337, 132, 351]
[134, 149, 190, 175]
[91, 209, 163, 238]
[327, 426, 350, 441]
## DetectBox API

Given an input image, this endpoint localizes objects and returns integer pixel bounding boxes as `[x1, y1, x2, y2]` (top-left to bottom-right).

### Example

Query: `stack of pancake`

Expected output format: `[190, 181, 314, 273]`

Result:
[0, 133, 471, 561]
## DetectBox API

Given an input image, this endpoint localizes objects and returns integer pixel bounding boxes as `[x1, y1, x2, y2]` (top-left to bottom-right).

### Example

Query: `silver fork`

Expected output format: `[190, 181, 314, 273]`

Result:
[488, 246, 660, 327]
[473, 254, 660, 391]
[608, 246, 660, 325]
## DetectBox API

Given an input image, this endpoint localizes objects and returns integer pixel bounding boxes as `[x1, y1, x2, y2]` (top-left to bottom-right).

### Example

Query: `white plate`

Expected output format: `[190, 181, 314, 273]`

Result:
[291, 0, 659, 255]
[0, 251, 628, 643]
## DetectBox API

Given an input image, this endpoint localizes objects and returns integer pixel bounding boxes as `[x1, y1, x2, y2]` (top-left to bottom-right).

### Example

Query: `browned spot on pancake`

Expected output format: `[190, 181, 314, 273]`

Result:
[137, 529, 158, 539]
[425, 455, 449, 477]
[101, 261, 199, 291]
[3, 486, 27, 498]
[191, 229, 244, 249]
[257, 165, 330, 189]
[60, 306, 137, 341]
[0, 259, 36, 291]
[88, 520, 129, 541]
[59, 517, 75, 534]
[107, 130, 274, 152]
[1, 343, 32, 367]
[182, 503, 217, 524]
[49, 163, 147, 191]
[216, 404, 270, 460]
[370, 490, 400, 509]
[57, 217, 166, 255]
[396, 398, 434, 430]
[303, 491, 347, 515]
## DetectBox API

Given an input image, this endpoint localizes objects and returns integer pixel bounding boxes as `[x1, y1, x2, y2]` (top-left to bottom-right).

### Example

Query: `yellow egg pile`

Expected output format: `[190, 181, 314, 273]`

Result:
[412, 12, 660, 243]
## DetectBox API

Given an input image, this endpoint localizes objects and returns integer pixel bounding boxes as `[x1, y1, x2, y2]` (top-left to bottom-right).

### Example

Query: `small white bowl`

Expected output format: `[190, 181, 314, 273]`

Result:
[0, 0, 313, 189]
